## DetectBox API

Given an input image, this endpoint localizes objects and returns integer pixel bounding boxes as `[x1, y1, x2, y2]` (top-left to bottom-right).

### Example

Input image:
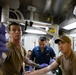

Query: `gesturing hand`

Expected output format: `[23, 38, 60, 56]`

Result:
[38, 63, 48, 69]
[0, 24, 8, 57]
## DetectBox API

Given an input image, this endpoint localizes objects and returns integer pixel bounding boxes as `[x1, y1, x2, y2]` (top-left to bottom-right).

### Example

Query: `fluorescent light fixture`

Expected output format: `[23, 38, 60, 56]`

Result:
[25, 29, 46, 34]
[63, 22, 76, 30]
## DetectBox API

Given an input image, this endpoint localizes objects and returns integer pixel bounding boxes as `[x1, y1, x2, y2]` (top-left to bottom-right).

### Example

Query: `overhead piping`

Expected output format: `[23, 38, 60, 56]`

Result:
[44, 0, 52, 12]
[1, 4, 9, 23]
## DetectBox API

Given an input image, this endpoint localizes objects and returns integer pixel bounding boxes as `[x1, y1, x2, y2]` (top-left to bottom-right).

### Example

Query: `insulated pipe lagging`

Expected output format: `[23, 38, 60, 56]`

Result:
[1, 4, 9, 23]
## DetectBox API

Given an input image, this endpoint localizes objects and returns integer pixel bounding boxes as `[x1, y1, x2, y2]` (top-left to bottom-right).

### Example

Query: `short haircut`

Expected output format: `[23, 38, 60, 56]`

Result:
[7, 22, 21, 32]
[28, 50, 32, 52]
[39, 36, 46, 41]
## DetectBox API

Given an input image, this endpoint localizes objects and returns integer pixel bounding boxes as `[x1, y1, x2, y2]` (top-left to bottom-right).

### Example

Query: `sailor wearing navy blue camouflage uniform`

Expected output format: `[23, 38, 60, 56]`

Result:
[30, 36, 56, 69]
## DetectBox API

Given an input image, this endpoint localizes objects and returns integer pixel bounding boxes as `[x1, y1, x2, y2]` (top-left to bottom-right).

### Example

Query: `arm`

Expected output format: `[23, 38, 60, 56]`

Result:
[22, 62, 26, 74]
[26, 61, 59, 75]
[0, 52, 7, 65]
[24, 56, 39, 67]
[1, 52, 7, 59]
[0, 24, 8, 53]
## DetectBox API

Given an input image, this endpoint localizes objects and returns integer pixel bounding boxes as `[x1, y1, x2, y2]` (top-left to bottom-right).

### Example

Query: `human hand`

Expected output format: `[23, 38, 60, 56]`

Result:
[29, 66, 34, 71]
[0, 24, 8, 57]
[38, 63, 48, 69]
[0, 34, 8, 52]
[0, 23, 6, 35]
[49, 59, 55, 65]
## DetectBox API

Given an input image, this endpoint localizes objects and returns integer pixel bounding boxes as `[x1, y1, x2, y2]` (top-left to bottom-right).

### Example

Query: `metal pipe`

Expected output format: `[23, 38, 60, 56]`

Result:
[1, 4, 9, 23]
[9, 19, 25, 23]
[15, 10, 24, 20]
[9, 10, 19, 20]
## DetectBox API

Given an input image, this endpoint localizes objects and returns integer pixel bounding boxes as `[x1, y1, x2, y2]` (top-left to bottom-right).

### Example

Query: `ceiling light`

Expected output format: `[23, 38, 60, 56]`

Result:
[63, 22, 76, 30]
[25, 29, 46, 34]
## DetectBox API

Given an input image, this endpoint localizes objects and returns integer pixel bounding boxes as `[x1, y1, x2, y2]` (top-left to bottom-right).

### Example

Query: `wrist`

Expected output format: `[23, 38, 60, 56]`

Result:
[34, 64, 39, 68]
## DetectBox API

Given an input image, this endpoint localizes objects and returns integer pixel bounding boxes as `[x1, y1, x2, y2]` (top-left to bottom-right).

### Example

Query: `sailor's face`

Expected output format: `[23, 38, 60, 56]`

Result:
[9, 25, 22, 40]
[39, 40, 46, 50]
[58, 41, 71, 54]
